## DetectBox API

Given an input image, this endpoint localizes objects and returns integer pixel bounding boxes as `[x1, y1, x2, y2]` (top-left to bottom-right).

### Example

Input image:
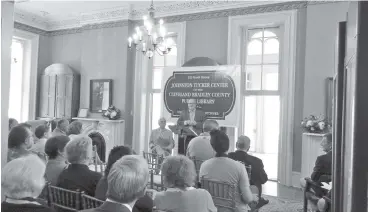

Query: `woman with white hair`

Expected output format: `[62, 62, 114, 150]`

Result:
[80, 155, 150, 212]
[56, 135, 102, 196]
[1, 155, 52, 212]
[154, 155, 217, 212]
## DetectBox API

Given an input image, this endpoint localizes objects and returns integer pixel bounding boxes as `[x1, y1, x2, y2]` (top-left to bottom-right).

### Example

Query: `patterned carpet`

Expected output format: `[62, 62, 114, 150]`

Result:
[258, 195, 304, 212]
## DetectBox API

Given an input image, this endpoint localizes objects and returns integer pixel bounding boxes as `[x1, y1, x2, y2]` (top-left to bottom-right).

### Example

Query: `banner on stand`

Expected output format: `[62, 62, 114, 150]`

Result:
[162, 66, 241, 127]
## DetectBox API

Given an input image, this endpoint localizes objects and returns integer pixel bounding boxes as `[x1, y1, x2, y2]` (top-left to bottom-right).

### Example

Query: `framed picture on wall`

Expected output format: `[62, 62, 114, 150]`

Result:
[78, 108, 89, 118]
[90, 79, 113, 112]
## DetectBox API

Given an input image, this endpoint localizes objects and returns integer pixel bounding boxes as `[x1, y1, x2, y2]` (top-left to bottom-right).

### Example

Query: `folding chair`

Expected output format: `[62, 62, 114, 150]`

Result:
[201, 177, 237, 212]
[81, 193, 104, 209]
[47, 183, 82, 211]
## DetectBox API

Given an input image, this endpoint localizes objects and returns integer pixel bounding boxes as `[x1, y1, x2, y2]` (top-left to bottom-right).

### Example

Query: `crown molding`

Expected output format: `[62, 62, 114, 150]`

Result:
[14, 1, 305, 31]
[14, 1, 337, 36]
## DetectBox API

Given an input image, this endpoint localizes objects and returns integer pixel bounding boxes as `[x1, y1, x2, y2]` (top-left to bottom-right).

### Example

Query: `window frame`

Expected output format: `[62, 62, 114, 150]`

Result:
[228, 10, 297, 186]
[10, 29, 39, 121]
[243, 26, 282, 96]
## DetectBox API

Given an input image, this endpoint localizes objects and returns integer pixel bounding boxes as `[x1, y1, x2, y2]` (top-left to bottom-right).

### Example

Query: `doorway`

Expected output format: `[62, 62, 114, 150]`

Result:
[242, 28, 281, 181]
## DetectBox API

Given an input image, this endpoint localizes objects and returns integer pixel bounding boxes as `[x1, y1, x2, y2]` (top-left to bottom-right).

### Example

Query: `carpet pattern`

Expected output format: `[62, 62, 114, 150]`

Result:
[258, 195, 304, 212]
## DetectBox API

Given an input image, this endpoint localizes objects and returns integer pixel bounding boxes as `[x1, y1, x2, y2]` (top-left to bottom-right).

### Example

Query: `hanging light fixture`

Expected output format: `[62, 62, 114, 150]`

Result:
[127, 0, 173, 59]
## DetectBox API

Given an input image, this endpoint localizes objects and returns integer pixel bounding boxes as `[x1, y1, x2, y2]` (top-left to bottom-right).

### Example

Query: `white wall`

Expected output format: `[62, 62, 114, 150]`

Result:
[303, 2, 349, 117]
[1, 1, 15, 169]
[292, 2, 349, 172]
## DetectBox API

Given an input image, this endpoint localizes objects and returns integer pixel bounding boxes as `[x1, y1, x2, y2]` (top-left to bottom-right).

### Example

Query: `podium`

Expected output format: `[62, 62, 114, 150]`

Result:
[168, 125, 197, 155]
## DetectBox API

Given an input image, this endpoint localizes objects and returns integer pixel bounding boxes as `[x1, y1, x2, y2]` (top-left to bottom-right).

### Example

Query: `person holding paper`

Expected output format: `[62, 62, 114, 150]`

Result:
[177, 99, 207, 155]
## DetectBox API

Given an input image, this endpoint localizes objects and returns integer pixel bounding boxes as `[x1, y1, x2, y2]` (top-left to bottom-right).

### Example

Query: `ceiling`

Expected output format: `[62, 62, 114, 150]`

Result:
[13, 0, 282, 31]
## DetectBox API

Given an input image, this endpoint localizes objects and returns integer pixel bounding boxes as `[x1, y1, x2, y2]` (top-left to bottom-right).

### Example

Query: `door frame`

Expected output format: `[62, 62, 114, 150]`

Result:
[12, 29, 39, 121]
[228, 10, 297, 186]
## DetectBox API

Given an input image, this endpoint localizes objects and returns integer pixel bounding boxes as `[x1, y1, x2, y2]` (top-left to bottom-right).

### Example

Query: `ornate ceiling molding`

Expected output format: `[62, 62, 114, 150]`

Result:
[14, 1, 294, 31]
[14, 1, 335, 37]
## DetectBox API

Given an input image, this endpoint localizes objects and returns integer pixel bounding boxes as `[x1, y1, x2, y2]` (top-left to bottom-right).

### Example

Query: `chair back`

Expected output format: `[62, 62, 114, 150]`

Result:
[47, 184, 82, 211]
[143, 151, 164, 170]
[238, 161, 252, 179]
[81, 193, 104, 209]
[92, 146, 106, 175]
[201, 177, 236, 212]
[189, 156, 204, 185]
[149, 169, 166, 191]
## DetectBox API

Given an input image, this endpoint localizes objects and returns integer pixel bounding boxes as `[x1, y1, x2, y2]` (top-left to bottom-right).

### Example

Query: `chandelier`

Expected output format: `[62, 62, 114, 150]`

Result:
[127, 0, 174, 59]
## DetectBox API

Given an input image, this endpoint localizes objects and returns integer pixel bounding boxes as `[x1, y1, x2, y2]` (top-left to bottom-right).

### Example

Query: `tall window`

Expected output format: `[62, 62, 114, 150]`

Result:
[243, 28, 280, 180]
[150, 35, 178, 130]
[8, 39, 25, 122]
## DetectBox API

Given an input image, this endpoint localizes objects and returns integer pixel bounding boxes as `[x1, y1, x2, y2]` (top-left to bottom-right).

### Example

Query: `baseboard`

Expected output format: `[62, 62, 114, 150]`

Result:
[292, 171, 301, 188]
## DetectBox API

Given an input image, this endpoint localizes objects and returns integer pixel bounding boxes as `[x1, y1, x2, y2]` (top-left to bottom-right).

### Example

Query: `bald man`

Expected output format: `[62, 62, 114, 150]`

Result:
[228, 135, 269, 208]
[186, 120, 218, 161]
[177, 99, 207, 155]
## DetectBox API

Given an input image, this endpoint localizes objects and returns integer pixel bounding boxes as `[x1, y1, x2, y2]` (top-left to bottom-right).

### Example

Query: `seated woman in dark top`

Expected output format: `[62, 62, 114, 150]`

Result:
[57, 135, 102, 196]
[1, 155, 53, 212]
[95, 146, 154, 212]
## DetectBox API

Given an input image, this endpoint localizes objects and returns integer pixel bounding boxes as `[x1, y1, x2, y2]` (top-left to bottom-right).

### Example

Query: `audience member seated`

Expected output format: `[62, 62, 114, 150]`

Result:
[154, 155, 217, 212]
[200, 130, 256, 212]
[149, 117, 175, 157]
[1, 155, 52, 212]
[57, 135, 102, 196]
[228, 135, 269, 208]
[67, 121, 83, 139]
[7, 125, 34, 162]
[301, 133, 333, 188]
[80, 155, 150, 212]
[9, 118, 18, 131]
[95, 146, 154, 212]
[31, 124, 51, 154]
[186, 120, 218, 161]
[52, 119, 69, 137]
[44, 135, 70, 185]
[311, 133, 332, 182]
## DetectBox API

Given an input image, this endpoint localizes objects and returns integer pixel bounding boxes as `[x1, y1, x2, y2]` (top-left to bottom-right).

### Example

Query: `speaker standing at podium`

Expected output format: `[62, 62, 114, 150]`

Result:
[177, 99, 207, 155]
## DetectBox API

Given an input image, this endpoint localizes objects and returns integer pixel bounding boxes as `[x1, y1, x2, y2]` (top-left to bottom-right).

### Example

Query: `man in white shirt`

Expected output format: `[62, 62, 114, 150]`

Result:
[186, 120, 218, 161]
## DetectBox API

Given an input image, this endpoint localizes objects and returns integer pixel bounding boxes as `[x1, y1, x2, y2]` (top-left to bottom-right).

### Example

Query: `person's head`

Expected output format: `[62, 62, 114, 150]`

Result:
[65, 135, 93, 165]
[8, 125, 34, 149]
[35, 124, 50, 139]
[187, 99, 196, 111]
[45, 135, 70, 160]
[203, 120, 219, 133]
[67, 121, 83, 136]
[105, 146, 134, 176]
[158, 117, 167, 129]
[161, 155, 196, 189]
[236, 135, 251, 152]
[2, 155, 46, 199]
[18, 123, 32, 130]
[107, 155, 149, 204]
[57, 119, 69, 132]
[9, 118, 18, 130]
[210, 129, 230, 156]
[321, 133, 332, 152]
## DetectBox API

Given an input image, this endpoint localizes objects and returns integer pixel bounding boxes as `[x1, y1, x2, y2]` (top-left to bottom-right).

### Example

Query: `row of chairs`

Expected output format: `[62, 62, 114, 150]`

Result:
[45, 183, 103, 211]
[142, 152, 250, 212]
